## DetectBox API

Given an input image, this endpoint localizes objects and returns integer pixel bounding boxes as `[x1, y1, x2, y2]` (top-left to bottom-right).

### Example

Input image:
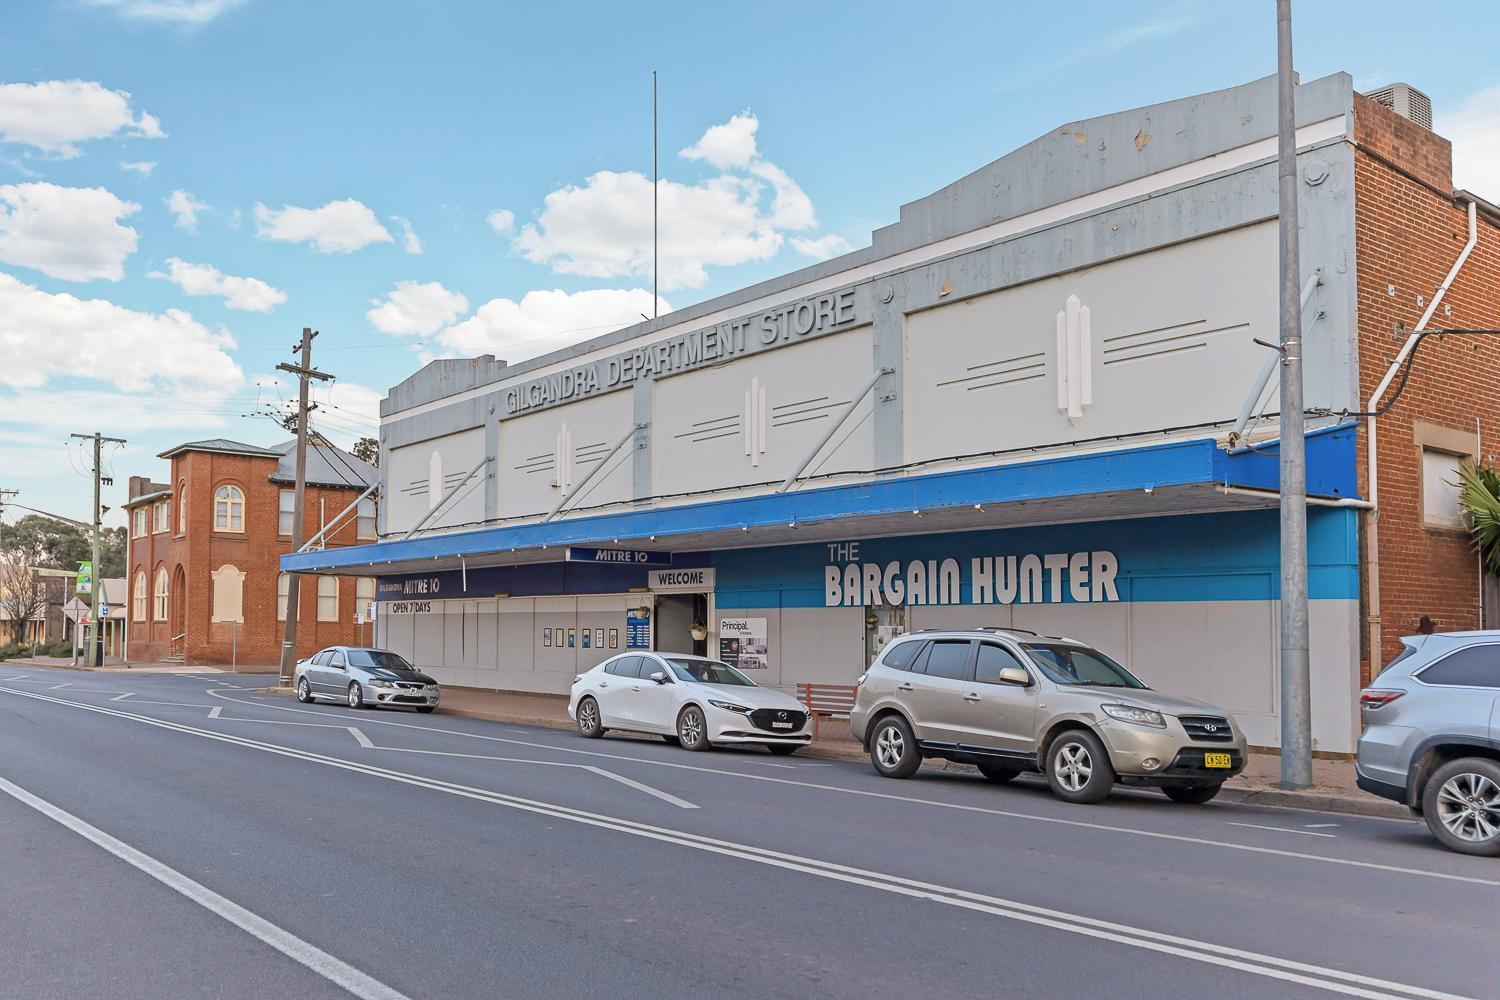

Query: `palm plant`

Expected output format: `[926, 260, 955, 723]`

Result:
[1456, 459, 1500, 577]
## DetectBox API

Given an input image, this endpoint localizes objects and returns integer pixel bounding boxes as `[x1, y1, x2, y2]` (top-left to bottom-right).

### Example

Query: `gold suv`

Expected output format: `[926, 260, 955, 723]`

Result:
[849, 627, 1247, 804]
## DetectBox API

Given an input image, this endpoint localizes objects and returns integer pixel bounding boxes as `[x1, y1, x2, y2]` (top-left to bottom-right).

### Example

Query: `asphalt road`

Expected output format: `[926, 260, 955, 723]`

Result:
[0, 665, 1493, 1000]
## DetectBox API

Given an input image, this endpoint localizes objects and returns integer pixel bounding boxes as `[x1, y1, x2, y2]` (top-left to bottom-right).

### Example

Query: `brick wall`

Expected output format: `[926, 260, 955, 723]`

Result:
[127, 449, 375, 665]
[1353, 94, 1500, 681]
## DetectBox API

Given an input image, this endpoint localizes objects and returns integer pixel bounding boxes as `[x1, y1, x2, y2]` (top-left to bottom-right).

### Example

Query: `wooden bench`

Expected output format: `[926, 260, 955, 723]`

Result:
[797, 683, 859, 741]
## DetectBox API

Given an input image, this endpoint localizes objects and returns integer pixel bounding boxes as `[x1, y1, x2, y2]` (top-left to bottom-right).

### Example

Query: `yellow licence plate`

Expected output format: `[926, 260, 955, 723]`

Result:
[1204, 753, 1233, 769]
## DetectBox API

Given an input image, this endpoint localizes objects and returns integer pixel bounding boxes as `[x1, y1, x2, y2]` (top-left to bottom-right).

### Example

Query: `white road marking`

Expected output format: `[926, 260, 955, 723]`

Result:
[0, 687, 1465, 1000]
[349, 728, 373, 748]
[0, 771, 411, 1000]
[48, 683, 71, 690]
[367, 743, 697, 810]
[110, 693, 134, 702]
[200, 688, 1497, 889]
[208, 706, 223, 719]
[1228, 822, 1338, 839]
[1306, 823, 1340, 829]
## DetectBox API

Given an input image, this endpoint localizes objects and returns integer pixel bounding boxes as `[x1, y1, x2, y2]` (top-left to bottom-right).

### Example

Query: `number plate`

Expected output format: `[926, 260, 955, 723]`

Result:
[1203, 752, 1233, 769]
[772, 722, 793, 729]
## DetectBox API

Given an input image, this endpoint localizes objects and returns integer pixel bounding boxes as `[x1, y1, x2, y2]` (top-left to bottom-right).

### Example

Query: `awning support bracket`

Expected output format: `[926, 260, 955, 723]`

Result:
[298, 482, 378, 553]
[402, 456, 490, 540]
[1230, 268, 1322, 444]
[543, 423, 648, 523]
[777, 367, 894, 494]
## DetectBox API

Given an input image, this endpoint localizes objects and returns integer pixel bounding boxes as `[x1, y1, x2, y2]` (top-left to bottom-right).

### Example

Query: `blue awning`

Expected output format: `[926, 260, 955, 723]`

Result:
[282, 424, 1357, 575]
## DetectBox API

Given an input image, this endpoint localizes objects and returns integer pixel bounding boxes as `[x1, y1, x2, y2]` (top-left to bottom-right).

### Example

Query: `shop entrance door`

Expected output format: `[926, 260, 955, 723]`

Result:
[654, 592, 708, 656]
[865, 603, 907, 666]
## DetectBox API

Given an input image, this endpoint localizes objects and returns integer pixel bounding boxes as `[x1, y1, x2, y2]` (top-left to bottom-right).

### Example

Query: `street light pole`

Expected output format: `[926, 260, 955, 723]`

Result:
[1276, 0, 1313, 789]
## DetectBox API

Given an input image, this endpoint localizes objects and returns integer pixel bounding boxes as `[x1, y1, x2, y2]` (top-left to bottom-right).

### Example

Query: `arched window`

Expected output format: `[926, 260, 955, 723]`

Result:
[214, 484, 245, 532]
[316, 576, 339, 622]
[178, 485, 187, 533]
[132, 571, 147, 622]
[153, 568, 169, 621]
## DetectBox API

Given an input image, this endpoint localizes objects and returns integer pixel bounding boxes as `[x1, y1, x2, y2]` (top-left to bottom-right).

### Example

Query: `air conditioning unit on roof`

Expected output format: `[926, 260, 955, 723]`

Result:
[1363, 82, 1433, 130]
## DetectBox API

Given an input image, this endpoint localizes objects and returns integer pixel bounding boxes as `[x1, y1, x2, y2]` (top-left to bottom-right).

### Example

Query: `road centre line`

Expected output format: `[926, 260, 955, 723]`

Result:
[1228, 822, 1338, 839]
[200, 687, 1500, 889]
[0, 771, 411, 1000]
[0, 686, 1465, 1000]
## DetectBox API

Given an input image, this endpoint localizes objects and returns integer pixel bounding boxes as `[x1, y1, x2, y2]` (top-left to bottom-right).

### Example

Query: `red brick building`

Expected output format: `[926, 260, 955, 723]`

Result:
[1353, 92, 1500, 682]
[124, 438, 378, 666]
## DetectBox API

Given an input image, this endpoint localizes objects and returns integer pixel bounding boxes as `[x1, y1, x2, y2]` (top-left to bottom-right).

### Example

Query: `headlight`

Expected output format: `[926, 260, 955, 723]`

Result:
[1101, 703, 1166, 728]
[708, 699, 750, 714]
[372, 678, 397, 688]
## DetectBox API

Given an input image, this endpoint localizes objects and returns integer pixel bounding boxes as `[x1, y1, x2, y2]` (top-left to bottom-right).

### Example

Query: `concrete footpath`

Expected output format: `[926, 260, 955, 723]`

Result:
[268, 683, 1406, 820]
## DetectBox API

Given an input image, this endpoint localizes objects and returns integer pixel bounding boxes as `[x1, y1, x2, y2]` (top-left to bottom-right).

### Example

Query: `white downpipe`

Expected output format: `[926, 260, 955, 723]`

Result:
[1366, 199, 1478, 669]
[1216, 485, 1375, 509]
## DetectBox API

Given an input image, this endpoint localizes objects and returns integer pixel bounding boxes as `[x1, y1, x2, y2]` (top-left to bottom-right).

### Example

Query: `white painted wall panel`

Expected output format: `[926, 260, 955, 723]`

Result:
[386, 427, 487, 534]
[498, 391, 634, 519]
[904, 222, 1278, 463]
[653, 327, 875, 497]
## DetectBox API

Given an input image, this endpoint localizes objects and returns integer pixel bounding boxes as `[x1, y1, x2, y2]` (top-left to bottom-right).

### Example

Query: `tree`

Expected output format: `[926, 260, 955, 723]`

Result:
[352, 437, 379, 467]
[1457, 460, 1500, 576]
[0, 553, 46, 646]
[1, 515, 87, 569]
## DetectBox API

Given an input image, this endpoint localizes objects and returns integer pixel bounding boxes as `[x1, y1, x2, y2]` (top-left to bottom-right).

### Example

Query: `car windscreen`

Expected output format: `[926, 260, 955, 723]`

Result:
[347, 649, 416, 672]
[664, 658, 756, 687]
[1022, 643, 1146, 689]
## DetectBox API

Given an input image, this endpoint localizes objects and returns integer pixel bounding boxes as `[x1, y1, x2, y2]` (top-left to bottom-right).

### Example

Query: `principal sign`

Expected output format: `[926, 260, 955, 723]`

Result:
[503, 288, 863, 416]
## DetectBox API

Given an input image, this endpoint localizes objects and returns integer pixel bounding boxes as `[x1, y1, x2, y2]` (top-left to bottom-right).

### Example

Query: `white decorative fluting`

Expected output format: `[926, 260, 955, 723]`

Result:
[743, 376, 767, 467]
[553, 423, 573, 490]
[427, 450, 443, 509]
[1055, 294, 1093, 423]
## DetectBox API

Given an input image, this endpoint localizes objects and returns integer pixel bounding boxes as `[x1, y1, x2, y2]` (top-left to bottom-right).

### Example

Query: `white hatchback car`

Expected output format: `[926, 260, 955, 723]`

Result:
[569, 652, 811, 755]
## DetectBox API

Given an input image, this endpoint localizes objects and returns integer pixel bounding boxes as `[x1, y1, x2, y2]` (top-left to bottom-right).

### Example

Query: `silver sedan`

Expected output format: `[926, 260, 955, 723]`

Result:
[294, 646, 440, 713]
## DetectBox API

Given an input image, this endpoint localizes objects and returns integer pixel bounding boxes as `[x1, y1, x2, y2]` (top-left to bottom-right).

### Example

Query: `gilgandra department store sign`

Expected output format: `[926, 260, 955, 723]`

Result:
[504, 288, 862, 415]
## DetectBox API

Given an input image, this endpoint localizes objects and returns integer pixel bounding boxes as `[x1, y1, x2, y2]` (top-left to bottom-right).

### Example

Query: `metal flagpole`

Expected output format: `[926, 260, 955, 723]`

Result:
[1276, 0, 1312, 790]
[653, 69, 658, 319]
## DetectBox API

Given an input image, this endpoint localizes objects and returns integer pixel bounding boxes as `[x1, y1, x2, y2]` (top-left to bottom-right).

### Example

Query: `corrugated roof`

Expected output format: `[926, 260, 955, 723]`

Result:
[268, 441, 377, 490]
[157, 438, 282, 460]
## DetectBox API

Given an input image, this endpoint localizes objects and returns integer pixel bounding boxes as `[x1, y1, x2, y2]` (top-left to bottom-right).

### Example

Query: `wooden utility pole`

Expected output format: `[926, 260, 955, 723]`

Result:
[70, 432, 126, 667]
[276, 328, 333, 685]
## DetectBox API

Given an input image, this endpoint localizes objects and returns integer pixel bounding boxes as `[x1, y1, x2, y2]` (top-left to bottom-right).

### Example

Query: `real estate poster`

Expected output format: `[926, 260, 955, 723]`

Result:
[718, 617, 768, 669]
[543, 628, 552, 647]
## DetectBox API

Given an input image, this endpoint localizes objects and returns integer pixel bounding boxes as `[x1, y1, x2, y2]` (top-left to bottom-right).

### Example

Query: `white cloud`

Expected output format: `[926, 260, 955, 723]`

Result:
[0, 182, 140, 281]
[367, 280, 468, 337]
[391, 215, 422, 254]
[0, 388, 234, 434]
[486, 209, 514, 233]
[0, 80, 164, 158]
[254, 198, 393, 254]
[513, 112, 819, 291]
[149, 257, 287, 312]
[1440, 83, 1500, 198]
[680, 112, 759, 169]
[439, 287, 669, 362]
[165, 188, 209, 231]
[0, 270, 242, 393]
[88, 0, 248, 24]
[791, 233, 853, 261]
[119, 160, 156, 176]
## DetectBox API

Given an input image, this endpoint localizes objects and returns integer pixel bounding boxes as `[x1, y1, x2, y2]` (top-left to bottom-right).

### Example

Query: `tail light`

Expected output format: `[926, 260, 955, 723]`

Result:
[1360, 689, 1405, 708]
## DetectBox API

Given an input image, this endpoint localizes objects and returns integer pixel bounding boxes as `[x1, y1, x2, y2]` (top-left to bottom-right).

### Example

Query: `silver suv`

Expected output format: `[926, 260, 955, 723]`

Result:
[850, 628, 1247, 804]
[1356, 631, 1500, 856]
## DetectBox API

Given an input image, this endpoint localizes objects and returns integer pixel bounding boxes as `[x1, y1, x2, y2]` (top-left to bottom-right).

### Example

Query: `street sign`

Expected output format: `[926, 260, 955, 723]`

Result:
[564, 546, 672, 567]
[76, 561, 93, 594]
[99, 603, 110, 618]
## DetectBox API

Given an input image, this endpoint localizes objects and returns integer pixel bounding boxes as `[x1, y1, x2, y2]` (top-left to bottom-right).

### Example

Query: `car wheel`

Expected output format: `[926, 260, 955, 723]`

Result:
[1045, 729, 1115, 804]
[977, 762, 1020, 784]
[416, 706, 435, 714]
[1422, 757, 1500, 857]
[347, 682, 365, 710]
[766, 743, 800, 757]
[676, 705, 710, 751]
[576, 697, 604, 738]
[869, 715, 921, 779]
[1162, 782, 1222, 804]
[295, 678, 313, 704]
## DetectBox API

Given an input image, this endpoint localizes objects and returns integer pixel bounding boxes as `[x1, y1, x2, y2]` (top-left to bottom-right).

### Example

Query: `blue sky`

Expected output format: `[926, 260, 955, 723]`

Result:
[2, 0, 1498, 524]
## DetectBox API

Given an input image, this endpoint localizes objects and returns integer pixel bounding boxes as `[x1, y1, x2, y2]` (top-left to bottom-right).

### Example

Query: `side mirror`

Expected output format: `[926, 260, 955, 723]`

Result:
[998, 666, 1031, 686]
[650, 671, 668, 685]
